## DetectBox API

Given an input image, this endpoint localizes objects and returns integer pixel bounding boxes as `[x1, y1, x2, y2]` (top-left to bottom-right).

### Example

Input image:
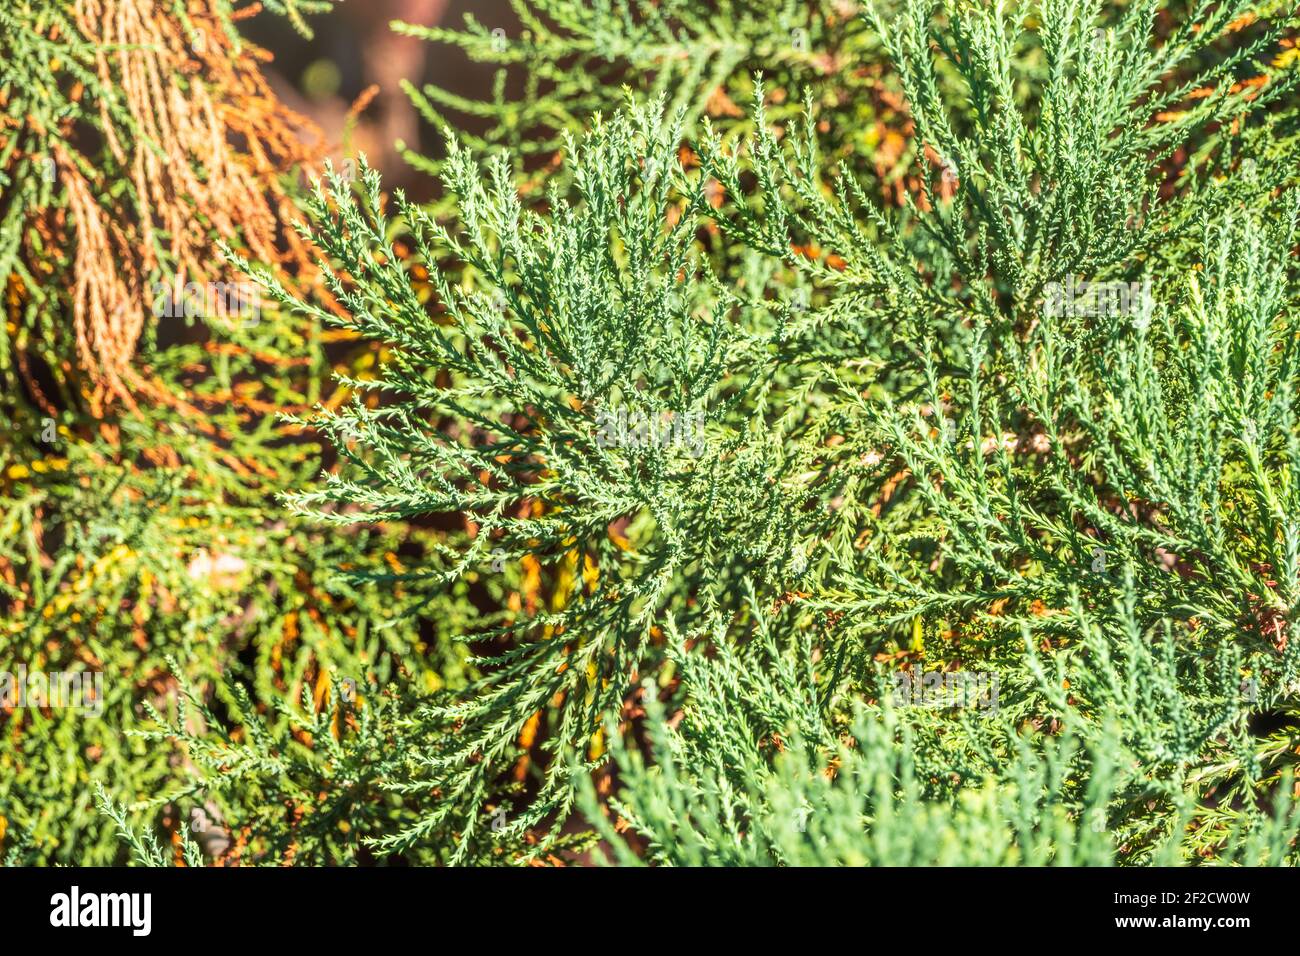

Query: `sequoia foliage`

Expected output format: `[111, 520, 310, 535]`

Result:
[4, 0, 1300, 866]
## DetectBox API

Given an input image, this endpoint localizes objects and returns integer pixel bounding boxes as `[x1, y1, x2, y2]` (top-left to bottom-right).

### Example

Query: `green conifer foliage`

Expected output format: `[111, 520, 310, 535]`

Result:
[6, 0, 1300, 868]
[216, 0, 1300, 864]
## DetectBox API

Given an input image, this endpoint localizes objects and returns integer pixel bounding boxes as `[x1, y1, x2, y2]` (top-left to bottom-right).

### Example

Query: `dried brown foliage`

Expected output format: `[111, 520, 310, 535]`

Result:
[20, 0, 341, 417]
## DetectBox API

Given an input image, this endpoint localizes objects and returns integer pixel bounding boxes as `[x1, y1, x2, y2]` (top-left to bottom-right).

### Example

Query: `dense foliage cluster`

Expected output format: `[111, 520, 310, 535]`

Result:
[5, 0, 1300, 867]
